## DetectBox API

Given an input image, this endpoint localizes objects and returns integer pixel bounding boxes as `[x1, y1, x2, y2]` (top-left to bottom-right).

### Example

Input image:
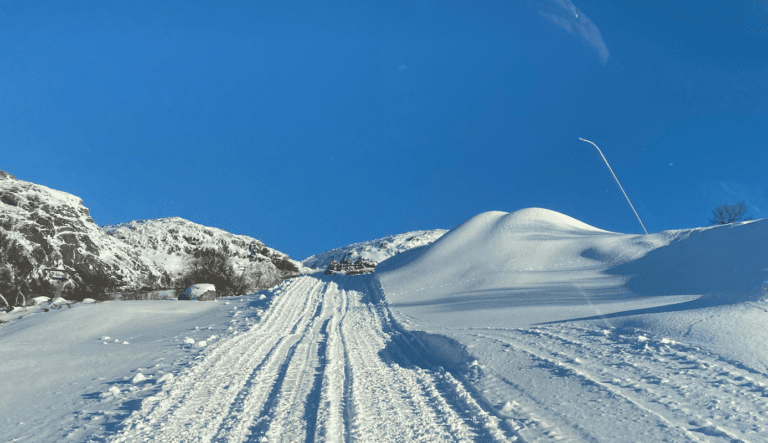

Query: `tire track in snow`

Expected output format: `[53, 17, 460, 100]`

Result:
[226, 280, 329, 443]
[511, 326, 767, 442]
[476, 332, 703, 442]
[475, 324, 768, 443]
[110, 275, 519, 442]
[250, 284, 333, 442]
[110, 278, 322, 442]
[341, 276, 515, 442]
[312, 282, 348, 443]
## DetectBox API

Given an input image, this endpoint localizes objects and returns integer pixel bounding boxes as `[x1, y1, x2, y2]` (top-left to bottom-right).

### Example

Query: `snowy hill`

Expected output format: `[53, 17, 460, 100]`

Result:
[103, 217, 304, 289]
[378, 208, 768, 326]
[372, 209, 768, 440]
[301, 229, 447, 269]
[0, 171, 301, 303]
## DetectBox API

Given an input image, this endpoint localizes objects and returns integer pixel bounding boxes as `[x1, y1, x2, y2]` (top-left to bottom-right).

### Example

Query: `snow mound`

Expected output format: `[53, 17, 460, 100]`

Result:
[377, 209, 768, 327]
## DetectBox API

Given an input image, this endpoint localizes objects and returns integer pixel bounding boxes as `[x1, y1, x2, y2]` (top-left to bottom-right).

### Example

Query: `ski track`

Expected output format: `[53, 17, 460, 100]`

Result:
[470, 325, 768, 443]
[109, 275, 518, 443]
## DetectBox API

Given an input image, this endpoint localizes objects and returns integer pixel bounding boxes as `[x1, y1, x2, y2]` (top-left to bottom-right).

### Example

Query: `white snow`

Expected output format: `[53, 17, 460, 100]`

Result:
[377, 208, 768, 441]
[131, 373, 147, 383]
[102, 217, 307, 283]
[2, 207, 767, 442]
[0, 291, 271, 442]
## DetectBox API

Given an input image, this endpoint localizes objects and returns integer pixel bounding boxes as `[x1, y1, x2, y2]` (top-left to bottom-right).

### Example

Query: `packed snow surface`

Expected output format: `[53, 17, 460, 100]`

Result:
[2, 208, 768, 442]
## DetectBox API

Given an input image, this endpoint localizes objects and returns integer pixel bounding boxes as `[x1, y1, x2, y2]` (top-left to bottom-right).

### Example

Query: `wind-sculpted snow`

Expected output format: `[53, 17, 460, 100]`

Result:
[375, 208, 768, 441]
[452, 322, 768, 442]
[5, 208, 768, 442]
[378, 209, 768, 327]
[4, 256, 768, 441]
[301, 229, 447, 269]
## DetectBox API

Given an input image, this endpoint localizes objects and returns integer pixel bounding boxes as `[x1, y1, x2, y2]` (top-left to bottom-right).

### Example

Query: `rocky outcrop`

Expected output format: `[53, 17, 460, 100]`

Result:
[0, 170, 302, 304]
[324, 258, 376, 275]
[0, 171, 159, 302]
[102, 217, 303, 290]
[303, 229, 448, 270]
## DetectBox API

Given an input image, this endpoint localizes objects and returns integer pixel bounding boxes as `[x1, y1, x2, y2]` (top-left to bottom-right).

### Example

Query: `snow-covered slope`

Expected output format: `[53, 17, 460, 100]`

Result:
[301, 229, 447, 269]
[4, 207, 768, 442]
[103, 217, 304, 289]
[375, 208, 768, 441]
[378, 208, 768, 325]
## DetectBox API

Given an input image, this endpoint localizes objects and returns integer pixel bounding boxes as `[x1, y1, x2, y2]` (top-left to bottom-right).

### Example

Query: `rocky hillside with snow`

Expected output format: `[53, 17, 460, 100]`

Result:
[301, 229, 448, 269]
[0, 170, 301, 303]
[0, 171, 160, 303]
[102, 218, 303, 289]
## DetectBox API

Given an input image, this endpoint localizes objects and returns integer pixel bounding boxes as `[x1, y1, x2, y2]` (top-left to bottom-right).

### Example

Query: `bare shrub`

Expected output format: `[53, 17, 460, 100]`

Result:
[710, 203, 748, 225]
[179, 247, 238, 297]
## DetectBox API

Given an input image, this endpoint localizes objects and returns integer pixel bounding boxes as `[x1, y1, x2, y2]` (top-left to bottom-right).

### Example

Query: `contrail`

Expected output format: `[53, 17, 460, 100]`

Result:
[579, 137, 648, 234]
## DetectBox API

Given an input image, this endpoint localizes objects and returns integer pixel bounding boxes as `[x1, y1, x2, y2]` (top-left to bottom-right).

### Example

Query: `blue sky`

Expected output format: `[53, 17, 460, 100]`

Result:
[2, 0, 766, 260]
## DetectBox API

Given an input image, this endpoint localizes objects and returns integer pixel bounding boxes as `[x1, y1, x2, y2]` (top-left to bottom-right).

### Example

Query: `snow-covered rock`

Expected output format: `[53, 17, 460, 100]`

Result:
[32, 296, 50, 305]
[0, 170, 302, 305]
[302, 229, 447, 269]
[324, 257, 376, 275]
[102, 217, 304, 290]
[131, 373, 147, 383]
[179, 284, 216, 301]
[0, 170, 160, 300]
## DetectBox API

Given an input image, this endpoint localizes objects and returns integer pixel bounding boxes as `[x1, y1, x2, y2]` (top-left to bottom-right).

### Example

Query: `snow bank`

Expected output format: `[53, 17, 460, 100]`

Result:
[0, 289, 273, 442]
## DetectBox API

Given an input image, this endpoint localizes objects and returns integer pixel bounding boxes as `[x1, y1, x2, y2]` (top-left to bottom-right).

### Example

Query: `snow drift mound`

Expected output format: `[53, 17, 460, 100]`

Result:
[377, 209, 768, 327]
[377, 209, 617, 297]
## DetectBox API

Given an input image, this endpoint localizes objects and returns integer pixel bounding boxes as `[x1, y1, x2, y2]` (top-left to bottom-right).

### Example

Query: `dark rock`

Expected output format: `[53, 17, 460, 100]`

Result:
[0, 193, 19, 206]
[324, 257, 376, 276]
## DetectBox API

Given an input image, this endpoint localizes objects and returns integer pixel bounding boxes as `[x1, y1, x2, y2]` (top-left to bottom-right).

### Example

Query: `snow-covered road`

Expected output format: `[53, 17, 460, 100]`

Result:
[110, 275, 514, 443]
[106, 273, 768, 442]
